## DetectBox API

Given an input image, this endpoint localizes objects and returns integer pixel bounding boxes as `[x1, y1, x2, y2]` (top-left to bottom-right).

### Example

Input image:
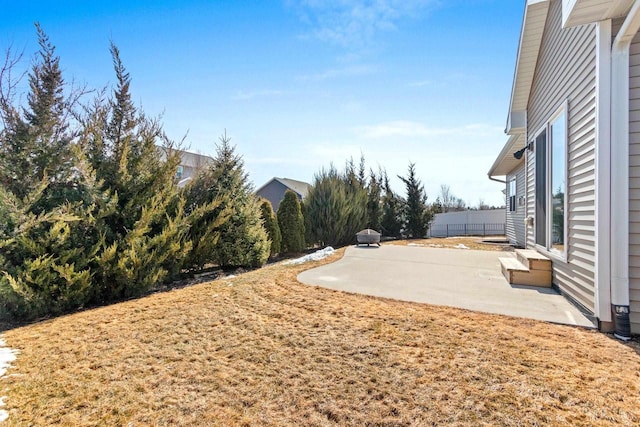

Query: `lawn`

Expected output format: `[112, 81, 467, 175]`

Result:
[1, 244, 639, 426]
[387, 236, 513, 251]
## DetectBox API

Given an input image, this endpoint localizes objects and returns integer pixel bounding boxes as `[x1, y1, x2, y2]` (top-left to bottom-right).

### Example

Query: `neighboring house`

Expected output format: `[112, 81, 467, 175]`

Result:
[175, 149, 213, 187]
[488, 0, 640, 338]
[256, 177, 311, 211]
[158, 146, 213, 187]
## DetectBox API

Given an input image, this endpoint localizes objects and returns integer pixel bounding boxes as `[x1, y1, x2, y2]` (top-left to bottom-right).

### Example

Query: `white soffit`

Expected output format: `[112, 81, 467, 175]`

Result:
[507, 0, 550, 134]
[488, 134, 526, 178]
[562, 0, 634, 28]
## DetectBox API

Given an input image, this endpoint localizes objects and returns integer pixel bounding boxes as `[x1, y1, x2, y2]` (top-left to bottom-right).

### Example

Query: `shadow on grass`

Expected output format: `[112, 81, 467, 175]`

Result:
[0, 250, 325, 334]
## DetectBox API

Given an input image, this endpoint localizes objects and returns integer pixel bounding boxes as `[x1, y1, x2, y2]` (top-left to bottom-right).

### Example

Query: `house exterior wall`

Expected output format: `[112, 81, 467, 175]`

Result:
[506, 163, 527, 247]
[175, 150, 212, 186]
[627, 27, 640, 333]
[256, 180, 288, 212]
[526, 0, 598, 313]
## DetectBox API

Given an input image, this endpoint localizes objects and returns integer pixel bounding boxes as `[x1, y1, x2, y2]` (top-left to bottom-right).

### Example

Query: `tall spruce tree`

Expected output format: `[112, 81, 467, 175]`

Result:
[277, 190, 305, 253]
[380, 170, 403, 238]
[205, 133, 270, 268]
[398, 162, 431, 239]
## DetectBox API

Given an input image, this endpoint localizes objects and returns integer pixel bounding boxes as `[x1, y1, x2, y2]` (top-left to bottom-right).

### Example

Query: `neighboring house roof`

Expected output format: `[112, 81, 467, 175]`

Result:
[175, 149, 213, 168]
[255, 177, 312, 198]
[156, 145, 214, 167]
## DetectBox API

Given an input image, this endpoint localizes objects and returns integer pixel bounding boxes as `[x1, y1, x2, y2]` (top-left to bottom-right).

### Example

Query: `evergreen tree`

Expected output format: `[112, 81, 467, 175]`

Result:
[366, 168, 382, 231]
[205, 133, 270, 268]
[305, 164, 367, 247]
[380, 170, 403, 238]
[277, 190, 305, 253]
[398, 162, 431, 238]
[82, 42, 190, 301]
[0, 25, 109, 318]
[259, 198, 281, 257]
[181, 163, 231, 271]
[300, 197, 313, 247]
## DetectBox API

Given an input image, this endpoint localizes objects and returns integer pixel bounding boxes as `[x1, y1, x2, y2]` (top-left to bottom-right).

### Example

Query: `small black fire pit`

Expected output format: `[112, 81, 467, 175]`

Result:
[356, 229, 381, 246]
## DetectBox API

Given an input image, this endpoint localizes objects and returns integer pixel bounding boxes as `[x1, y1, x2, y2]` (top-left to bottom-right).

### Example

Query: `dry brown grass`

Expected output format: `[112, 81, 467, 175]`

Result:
[1, 248, 639, 426]
[386, 236, 513, 251]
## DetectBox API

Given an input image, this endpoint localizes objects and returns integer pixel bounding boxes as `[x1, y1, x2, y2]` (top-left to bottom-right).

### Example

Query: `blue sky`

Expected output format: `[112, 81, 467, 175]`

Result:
[2, 0, 523, 207]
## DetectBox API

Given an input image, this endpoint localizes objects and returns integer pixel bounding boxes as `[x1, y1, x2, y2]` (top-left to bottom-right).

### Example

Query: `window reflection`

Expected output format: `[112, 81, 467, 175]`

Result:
[550, 113, 565, 253]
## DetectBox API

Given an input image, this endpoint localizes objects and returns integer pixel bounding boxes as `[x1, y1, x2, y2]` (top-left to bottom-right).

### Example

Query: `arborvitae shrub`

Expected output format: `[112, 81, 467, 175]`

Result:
[277, 190, 305, 253]
[260, 199, 281, 257]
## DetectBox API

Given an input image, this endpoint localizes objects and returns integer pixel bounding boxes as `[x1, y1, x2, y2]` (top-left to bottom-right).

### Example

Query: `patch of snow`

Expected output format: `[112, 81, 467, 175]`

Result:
[407, 243, 425, 247]
[455, 244, 469, 249]
[284, 247, 335, 265]
[226, 275, 236, 279]
[0, 337, 18, 423]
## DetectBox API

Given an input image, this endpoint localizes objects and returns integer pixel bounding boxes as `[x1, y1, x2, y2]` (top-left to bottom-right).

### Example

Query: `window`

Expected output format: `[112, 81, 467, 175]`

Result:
[508, 178, 517, 212]
[535, 130, 547, 247]
[550, 113, 566, 253]
[176, 165, 184, 180]
[534, 106, 567, 256]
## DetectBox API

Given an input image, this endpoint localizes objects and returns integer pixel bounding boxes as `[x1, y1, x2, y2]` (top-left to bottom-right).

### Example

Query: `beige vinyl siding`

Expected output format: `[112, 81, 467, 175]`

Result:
[628, 29, 640, 334]
[506, 164, 526, 247]
[526, 0, 597, 313]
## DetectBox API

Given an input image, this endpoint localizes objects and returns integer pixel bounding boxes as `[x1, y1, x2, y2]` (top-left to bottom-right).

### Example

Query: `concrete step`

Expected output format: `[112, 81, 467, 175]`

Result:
[515, 249, 552, 271]
[499, 256, 553, 288]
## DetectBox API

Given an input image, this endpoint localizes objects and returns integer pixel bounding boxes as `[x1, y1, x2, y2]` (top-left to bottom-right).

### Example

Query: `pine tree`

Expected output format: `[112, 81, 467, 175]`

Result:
[259, 199, 281, 257]
[204, 133, 270, 268]
[398, 162, 431, 239]
[366, 168, 382, 231]
[277, 190, 305, 253]
[380, 170, 403, 238]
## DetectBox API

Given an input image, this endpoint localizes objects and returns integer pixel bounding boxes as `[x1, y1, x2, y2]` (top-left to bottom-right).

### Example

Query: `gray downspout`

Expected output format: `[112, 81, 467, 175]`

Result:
[610, 0, 640, 340]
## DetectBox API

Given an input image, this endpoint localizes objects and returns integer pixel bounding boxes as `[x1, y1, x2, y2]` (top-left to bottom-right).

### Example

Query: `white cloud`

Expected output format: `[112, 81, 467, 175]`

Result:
[357, 121, 503, 139]
[408, 80, 432, 87]
[246, 156, 310, 165]
[297, 64, 375, 81]
[232, 89, 283, 101]
[309, 142, 364, 161]
[287, 0, 439, 48]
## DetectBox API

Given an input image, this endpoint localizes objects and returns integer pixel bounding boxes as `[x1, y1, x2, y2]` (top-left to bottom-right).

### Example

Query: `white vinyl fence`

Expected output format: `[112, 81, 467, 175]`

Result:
[429, 209, 505, 238]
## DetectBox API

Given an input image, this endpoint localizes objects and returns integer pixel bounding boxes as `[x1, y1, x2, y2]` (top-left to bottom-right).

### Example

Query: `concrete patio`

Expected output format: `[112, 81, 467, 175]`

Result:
[298, 245, 594, 327]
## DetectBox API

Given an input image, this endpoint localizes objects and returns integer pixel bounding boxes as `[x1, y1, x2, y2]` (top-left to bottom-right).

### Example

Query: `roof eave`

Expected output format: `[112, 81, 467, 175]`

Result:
[506, 0, 550, 134]
[488, 134, 526, 178]
[562, 0, 634, 28]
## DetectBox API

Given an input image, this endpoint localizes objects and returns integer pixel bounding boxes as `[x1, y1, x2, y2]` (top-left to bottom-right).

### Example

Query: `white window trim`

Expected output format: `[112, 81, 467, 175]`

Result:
[534, 102, 569, 262]
[508, 178, 517, 212]
[532, 124, 546, 253]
